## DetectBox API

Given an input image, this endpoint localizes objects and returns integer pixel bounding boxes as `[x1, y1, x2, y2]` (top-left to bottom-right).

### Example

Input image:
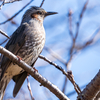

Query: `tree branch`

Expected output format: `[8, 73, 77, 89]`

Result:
[68, 9, 73, 40]
[39, 55, 81, 95]
[0, 38, 9, 45]
[0, 0, 6, 10]
[1, 11, 19, 26]
[0, 0, 21, 10]
[0, 46, 70, 100]
[0, 29, 10, 39]
[77, 70, 100, 100]
[40, 0, 45, 7]
[44, 46, 67, 66]
[75, 0, 89, 40]
[75, 27, 100, 50]
[27, 77, 34, 100]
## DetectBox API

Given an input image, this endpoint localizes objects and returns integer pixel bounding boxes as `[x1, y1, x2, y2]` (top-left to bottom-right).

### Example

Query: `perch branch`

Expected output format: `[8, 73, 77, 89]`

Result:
[0, 46, 69, 100]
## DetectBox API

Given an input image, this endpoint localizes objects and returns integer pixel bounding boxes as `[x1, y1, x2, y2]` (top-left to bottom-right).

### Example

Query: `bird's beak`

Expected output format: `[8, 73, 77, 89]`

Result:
[45, 12, 58, 17]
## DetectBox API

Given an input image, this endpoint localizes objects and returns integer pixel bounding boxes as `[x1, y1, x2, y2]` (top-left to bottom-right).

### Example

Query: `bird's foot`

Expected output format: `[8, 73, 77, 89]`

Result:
[13, 56, 22, 65]
[17, 56, 22, 62]
[27, 67, 38, 76]
[33, 67, 38, 72]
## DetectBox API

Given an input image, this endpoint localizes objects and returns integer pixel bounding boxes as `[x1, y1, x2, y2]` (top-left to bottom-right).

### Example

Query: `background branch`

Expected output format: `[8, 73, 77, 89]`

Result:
[75, 0, 89, 40]
[44, 46, 67, 66]
[0, 0, 21, 10]
[39, 55, 81, 95]
[27, 77, 34, 100]
[40, 0, 45, 7]
[0, 29, 10, 39]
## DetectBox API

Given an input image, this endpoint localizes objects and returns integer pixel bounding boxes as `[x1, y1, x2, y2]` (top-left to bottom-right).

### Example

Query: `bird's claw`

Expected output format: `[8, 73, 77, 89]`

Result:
[17, 56, 22, 62]
[33, 67, 38, 72]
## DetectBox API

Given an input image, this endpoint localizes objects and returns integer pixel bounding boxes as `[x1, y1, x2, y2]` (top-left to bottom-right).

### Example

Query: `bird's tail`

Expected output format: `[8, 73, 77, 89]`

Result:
[0, 75, 11, 100]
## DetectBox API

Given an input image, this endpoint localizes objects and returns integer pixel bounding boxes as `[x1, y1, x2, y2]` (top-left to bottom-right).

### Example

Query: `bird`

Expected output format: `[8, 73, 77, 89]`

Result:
[0, 6, 57, 100]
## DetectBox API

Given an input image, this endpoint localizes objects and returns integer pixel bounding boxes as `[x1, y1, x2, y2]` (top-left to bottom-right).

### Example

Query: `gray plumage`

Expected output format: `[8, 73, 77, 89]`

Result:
[0, 6, 57, 100]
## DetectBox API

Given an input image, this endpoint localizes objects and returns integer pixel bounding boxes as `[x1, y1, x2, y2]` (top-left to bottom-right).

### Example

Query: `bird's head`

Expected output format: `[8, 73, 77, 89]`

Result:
[21, 6, 57, 23]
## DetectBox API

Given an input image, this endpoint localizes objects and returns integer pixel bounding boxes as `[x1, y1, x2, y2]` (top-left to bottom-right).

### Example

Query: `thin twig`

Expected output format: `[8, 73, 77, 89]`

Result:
[0, 35, 11, 45]
[39, 55, 81, 94]
[4, 0, 21, 4]
[75, 0, 89, 40]
[68, 9, 73, 39]
[27, 77, 34, 100]
[44, 46, 67, 66]
[44, 46, 73, 94]
[62, 10, 74, 93]
[0, 38, 9, 45]
[67, 0, 89, 67]
[0, 0, 34, 25]
[0, 29, 10, 39]
[62, 78, 67, 93]
[67, 84, 86, 97]
[0, 0, 6, 10]
[1, 11, 19, 26]
[40, 0, 45, 7]
[75, 27, 100, 50]
[0, 0, 21, 10]
[67, 71, 81, 95]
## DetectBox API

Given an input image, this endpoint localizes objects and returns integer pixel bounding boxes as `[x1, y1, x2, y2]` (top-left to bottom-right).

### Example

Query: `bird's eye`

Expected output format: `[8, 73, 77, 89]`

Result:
[37, 11, 42, 15]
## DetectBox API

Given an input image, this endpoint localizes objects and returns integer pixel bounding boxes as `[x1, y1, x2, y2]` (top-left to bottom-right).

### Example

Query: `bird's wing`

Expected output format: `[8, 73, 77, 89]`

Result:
[13, 71, 27, 97]
[12, 58, 37, 97]
[0, 23, 27, 80]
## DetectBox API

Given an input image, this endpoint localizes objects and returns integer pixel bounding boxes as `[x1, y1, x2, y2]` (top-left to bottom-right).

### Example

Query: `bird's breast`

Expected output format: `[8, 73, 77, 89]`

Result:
[17, 23, 45, 66]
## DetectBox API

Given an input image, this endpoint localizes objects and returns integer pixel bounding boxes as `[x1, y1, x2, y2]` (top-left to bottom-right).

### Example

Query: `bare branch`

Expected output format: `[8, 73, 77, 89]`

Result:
[61, 9, 74, 94]
[0, 46, 70, 100]
[44, 46, 79, 93]
[0, 38, 9, 45]
[27, 77, 34, 100]
[1, 11, 19, 26]
[75, 0, 89, 40]
[75, 27, 100, 50]
[62, 78, 67, 93]
[0, 29, 10, 39]
[0, 0, 21, 10]
[67, 84, 86, 97]
[77, 70, 100, 100]
[39, 55, 81, 95]
[4, 0, 21, 4]
[44, 46, 67, 66]
[0, 0, 6, 10]
[40, 0, 45, 7]
[67, 0, 89, 68]
[0, 35, 11, 45]
[0, 0, 34, 25]
[68, 9, 74, 39]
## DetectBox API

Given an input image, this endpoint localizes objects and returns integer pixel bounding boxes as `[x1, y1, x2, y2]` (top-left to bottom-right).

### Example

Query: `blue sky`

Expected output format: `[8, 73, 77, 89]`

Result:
[0, 0, 100, 100]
